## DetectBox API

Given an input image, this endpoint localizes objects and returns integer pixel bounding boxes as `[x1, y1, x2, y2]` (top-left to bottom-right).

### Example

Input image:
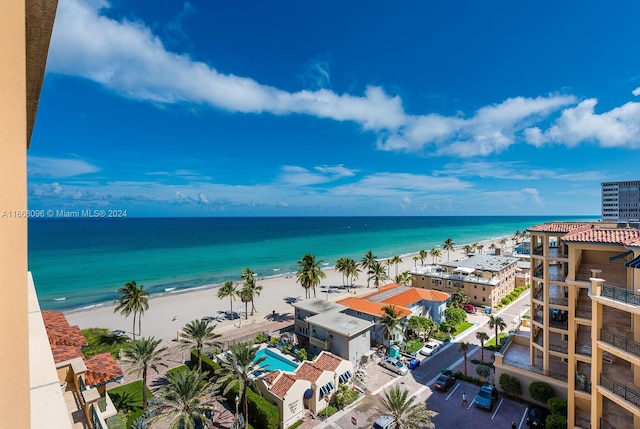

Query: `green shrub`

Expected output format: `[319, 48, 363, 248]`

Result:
[283, 344, 292, 355]
[547, 397, 567, 416]
[190, 349, 221, 380]
[499, 373, 522, 396]
[404, 339, 423, 353]
[475, 365, 491, 381]
[288, 420, 303, 429]
[255, 332, 267, 343]
[126, 409, 145, 428]
[457, 374, 483, 386]
[222, 383, 278, 429]
[332, 383, 359, 409]
[269, 337, 279, 346]
[529, 381, 555, 404]
[81, 328, 130, 359]
[296, 348, 307, 361]
[166, 365, 189, 378]
[545, 414, 567, 429]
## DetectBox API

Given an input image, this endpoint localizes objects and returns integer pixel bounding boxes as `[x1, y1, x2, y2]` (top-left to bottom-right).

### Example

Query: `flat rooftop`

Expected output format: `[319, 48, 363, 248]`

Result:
[306, 312, 373, 336]
[439, 254, 519, 272]
[291, 298, 346, 314]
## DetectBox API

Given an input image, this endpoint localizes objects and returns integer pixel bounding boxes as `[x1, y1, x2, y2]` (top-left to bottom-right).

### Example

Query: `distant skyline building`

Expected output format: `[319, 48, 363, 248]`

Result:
[601, 180, 640, 221]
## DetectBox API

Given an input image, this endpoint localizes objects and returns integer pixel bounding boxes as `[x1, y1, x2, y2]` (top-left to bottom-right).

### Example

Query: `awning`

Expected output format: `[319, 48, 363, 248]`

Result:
[624, 254, 640, 269]
[453, 267, 475, 274]
[610, 250, 633, 262]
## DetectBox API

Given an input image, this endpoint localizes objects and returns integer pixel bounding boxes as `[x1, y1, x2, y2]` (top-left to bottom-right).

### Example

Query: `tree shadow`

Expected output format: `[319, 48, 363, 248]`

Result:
[265, 312, 294, 323]
[284, 296, 300, 305]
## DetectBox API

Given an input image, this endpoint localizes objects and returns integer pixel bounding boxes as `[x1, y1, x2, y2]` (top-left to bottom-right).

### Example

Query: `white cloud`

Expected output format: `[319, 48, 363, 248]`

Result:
[28, 156, 100, 177]
[633, 87, 640, 96]
[522, 187, 542, 205]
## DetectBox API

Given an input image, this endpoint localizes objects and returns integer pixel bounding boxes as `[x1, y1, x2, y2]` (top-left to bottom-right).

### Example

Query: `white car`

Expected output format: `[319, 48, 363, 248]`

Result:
[419, 341, 440, 356]
[379, 356, 409, 375]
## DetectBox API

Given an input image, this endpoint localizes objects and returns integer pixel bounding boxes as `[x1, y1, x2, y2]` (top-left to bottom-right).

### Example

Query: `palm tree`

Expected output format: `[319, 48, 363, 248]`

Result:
[477, 243, 484, 254]
[360, 250, 377, 287]
[489, 243, 497, 254]
[378, 305, 403, 346]
[390, 255, 403, 277]
[499, 237, 507, 253]
[114, 280, 149, 340]
[488, 315, 507, 348]
[240, 268, 262, 316]
[179, 319, 221, 373]
[385, 259, 394, 277]
[150, 368, 218, 429]
[413, 255, 419, 267]
[344, 257, 359, 289]
[296, 253, 326, 299]
[395, 271, 412, 286]
[368, 260, 388, 291]
[377, 385, 436, 429]
[335, 257, 349, 286]
[216, 342, 265, 429]
[429, 248, 442, 265]
[120, 337, 168, 410]
[217, 281, 238, 320]
[462, 244, 474, 255]
[476, 331, 489, 363]
[419, 249, 428, 266]
[239, 284, 252, 320]
[443, 238, 455, 261]
[458, 342, 470, 376]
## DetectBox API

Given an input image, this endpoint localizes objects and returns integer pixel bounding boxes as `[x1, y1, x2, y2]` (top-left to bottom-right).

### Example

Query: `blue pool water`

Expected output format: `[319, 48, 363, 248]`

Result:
[255, 348, 299, 372]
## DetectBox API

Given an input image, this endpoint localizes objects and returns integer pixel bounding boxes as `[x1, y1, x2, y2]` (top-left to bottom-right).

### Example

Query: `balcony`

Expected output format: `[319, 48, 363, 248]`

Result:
[547, 247, 567, 259]
[575, 415, 590, 429]
[601, 329, 640, 358]
[309, 337, 331, 350]
[502, 356, 568, 382]
[575, 307, 592, 320]
[600, 284, 640, 306]
[533, 287, 543, 302]
[600, 374, 640, 408]
[294, 319, 309, 336]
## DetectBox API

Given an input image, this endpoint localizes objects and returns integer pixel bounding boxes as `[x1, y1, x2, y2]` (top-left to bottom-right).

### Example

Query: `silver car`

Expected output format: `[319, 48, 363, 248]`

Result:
[379, 356, 409, 375]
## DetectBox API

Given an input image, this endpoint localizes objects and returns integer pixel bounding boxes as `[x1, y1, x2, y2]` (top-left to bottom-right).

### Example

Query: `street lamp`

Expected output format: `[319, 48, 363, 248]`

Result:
[232, 395, 243, 429]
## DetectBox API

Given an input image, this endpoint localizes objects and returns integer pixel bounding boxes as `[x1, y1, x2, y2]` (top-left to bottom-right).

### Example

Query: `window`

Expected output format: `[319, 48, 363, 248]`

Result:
[482, 297, 486, 302]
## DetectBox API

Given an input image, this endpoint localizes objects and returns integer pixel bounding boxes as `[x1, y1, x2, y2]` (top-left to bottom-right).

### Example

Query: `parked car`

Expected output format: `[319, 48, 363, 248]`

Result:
[526, 405, 550, 428]
[419, 341, 440, 356]
[379, 356, 409, 375]
[473, 383, 498, 411]
[433, 374, 456, 392]
[372, 415, 396, 429]
[463, 303, 477, 314]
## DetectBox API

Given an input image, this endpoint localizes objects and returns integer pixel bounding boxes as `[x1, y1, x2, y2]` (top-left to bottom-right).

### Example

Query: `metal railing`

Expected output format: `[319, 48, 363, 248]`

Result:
[549, 272, 567, 282]
[549, 297, 569, 306]
[576, 344, 592, 356]
[91, 406, 105, 429]
[502, 358, 568, 382]
[533, 288, 543, 301]
[533, 314, 543, 324]
[600, 374, 640, 407]
[576, 307, 592, 320]
[601, 329, 640, 358]
[600, 418, 617, 429]
[575, 416, 591, 429]
[601, 284, 640, 306]
[549, 343, 568, 354]
[549, 318, 568, 330]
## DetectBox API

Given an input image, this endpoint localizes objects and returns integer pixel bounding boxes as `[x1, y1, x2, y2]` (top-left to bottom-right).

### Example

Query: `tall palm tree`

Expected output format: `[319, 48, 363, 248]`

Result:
[377, 385, 436, 429]
[429, 248, 442, 265]
[368, 260, 388, 291]
[344, 257, 359, 289]
[462, 244, 474, 255]
[385, 259, 394, 277]
[240, 268, 262, 316]
[390, 255, 403, 277]
[499, 237, 507, 253]
[296, 253, 326, 299]
[216, 342, 266, 429]
[413, 255, 419, 267]
[217, 281, 238, 320]
[488, 315, 507, 348]
[179, 319, 221, 373]
[476, 331, 489, 363]
[419, 249, 428, 266]
[477, 243, 484, 254]
[239, 284, 252, 320]
[335, 257, 349, 286]
[114, 280, 149, 340]
[395, 271, 412, 286]
[489, 243, 497, 254]
[360, 250, 377, 287]
[378, 305, 403, 346]
[458, 342, 470, 376]
[120, 337, 168, 410]
[443, 238, 455, 261]
[150, 368, 218, 429]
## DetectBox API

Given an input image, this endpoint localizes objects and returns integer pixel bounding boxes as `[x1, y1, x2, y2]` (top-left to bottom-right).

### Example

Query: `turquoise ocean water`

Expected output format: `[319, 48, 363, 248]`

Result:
[28, 216, 596, 311]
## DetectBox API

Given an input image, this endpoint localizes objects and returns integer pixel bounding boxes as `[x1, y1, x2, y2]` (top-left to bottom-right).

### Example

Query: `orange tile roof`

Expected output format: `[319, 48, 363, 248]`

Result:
[83, 352, 124, 387]
[295, 361, 325, 383]
[42, 310, 70, 328]
[527, 222, 592, 233]
[46, 325, 88, 348]
[50, 343, 84, 364]
[314, 351, 343, 372]
[360, 283, 402, 300]
[270, 373, 299, 399]
[414, 288, 450, 302]
[563, 226, 640, 245]
[336, 297, 412, 319]
[262, 370, 280, 385]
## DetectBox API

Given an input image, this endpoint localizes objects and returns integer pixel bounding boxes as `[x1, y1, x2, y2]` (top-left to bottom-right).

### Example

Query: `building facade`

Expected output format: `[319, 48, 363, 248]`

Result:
[602, 180, 640, 221]
[410, 254, 519, 309]
[494, 221, 640, 429]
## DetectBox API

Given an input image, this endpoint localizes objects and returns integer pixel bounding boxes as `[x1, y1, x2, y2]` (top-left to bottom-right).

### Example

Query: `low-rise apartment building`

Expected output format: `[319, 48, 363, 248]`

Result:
[410, 254, 519, 308]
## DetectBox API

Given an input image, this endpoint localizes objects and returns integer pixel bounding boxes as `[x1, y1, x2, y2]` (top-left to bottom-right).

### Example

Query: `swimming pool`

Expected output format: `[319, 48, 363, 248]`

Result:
[254, 348, 299, 372]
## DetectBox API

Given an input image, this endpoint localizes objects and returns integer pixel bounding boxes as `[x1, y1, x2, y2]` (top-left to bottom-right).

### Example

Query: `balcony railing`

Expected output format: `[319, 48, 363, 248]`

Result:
[309, 337, 331, 350]
[576, 344, 592, 356]
[549, 343, 568, 354]
[600, 418, 617, 429]
[549, 272, 567, 282]
[549, 318, 568, 330]
[601, 329, 640, 358]
[600, 374, 640, 408]
[502, 358, 568, 382]
[533, 314, 543, 325]
[533, 288, 543, 302]
[576, 307, 592, 320]
[575, 374, 592, 393]
[575, 416, 591, 429]
[549, 297, 569, 306]
[600, 284, 640, 306]
[534, 335, 543, 347]
[91, 406, 105, 429]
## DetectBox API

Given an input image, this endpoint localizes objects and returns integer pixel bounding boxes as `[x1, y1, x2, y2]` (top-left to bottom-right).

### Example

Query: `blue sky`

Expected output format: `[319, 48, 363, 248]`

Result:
[29, 0, 640, 216]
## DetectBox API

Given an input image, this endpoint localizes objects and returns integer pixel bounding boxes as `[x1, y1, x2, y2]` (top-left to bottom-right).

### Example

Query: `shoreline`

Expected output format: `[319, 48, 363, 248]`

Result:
[64, 235, 518, 342]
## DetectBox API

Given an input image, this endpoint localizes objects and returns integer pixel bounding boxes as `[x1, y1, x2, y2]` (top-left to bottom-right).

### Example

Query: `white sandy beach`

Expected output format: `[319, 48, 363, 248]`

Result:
[65, 237, 516, 343]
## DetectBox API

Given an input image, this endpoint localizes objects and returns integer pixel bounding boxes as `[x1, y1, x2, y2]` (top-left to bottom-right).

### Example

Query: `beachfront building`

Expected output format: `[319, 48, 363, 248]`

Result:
[255, 370, 311, 429]
[292, 299, 373, 367]
[602, 180, 640, 221]
[295, 360, 336, 415]
[494, 221, 640, 429]
[410, 254, 519, 309]
[2, 2, 65, 427]
[337, 284, 449, 346]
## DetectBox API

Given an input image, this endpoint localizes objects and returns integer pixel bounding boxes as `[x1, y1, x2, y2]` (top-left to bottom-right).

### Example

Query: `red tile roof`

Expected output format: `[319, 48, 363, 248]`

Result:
[527, 222, 592, 233]
[295, 361, 325, 383]
[562, 226, 640, 245]
[262, 370, 280, 385]
[335, 297, 412, 319]
[414, 288, 450, 302]
[50, 343, 84, 363]
[270, 373, 299, 399]
[42, 310, 70, 328]
[314, 351, 343, 372]
[83, 352, 124, 387]
[360, 283, 401, 300]
[46, 325, 88, 348]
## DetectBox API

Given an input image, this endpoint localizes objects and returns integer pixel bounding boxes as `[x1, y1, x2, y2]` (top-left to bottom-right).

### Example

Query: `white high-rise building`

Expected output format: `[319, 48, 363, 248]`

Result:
[601, 180, 640, 221]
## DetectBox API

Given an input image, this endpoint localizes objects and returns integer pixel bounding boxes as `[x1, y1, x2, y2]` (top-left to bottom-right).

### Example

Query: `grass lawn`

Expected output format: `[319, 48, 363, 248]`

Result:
[404, 339, 424, 353]
[485, 332, 508, 349]
[453, 321, 474, 336]
[108, 380, 153, 410]
[82, 328, 130, 358]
